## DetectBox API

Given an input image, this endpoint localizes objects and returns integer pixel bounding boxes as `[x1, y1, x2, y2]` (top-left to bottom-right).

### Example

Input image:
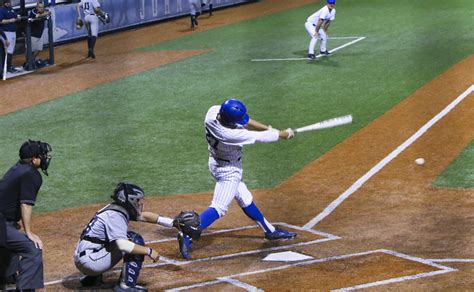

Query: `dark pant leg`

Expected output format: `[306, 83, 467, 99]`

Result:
[4, 222, 44, 289]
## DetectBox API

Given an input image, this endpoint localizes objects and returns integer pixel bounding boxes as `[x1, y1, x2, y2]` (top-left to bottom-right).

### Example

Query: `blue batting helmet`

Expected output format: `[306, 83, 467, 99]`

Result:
[327, 0, 336, 4]
[219, 99, 249, 127]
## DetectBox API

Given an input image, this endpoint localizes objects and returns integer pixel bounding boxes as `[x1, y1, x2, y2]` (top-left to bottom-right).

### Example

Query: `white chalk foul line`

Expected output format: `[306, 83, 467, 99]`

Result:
[303, 85, 474, 230]
[251, 36, 366, 62]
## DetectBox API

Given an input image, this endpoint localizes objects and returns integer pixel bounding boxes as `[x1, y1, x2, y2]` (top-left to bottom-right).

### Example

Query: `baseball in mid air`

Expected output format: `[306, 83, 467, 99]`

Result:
[415, 158, 425, 166]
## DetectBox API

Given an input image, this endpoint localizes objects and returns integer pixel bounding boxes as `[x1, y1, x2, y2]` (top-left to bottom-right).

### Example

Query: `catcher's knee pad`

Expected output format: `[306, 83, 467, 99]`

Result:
[127, 231, 144, 245]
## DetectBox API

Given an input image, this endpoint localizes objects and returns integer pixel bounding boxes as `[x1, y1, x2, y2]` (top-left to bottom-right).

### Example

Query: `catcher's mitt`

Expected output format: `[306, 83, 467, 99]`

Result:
[75, 18, 83, 30]
[173, 211, 201, 240]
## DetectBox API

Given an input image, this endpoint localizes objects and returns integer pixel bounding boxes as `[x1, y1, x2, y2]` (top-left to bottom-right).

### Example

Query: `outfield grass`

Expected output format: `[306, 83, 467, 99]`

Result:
[0, 0, 472, 212]
[434, 140, 474, 189]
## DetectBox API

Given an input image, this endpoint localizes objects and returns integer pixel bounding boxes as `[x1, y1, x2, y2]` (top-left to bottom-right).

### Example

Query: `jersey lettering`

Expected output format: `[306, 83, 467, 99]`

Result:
[205, 127, 219, 149]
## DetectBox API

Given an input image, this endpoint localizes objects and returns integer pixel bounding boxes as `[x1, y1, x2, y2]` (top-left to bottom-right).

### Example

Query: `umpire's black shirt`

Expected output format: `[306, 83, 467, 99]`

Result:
[0, 161, 42, 222]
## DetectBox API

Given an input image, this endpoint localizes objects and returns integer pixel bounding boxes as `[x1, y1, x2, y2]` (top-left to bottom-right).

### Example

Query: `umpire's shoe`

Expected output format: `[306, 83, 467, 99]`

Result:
[265, 228, 297, 240]
[178, 231, 192, 259]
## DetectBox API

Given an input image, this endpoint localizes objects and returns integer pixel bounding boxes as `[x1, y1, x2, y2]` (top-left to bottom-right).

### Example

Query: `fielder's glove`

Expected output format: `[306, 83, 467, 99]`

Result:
[173, 210, 201, 240]
[75, 18, 83, 30]
[98, 12, 111, 25]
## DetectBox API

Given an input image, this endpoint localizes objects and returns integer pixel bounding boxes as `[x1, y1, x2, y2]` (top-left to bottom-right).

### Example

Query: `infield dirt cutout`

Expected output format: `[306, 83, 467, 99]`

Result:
[1, 0, 473, 290]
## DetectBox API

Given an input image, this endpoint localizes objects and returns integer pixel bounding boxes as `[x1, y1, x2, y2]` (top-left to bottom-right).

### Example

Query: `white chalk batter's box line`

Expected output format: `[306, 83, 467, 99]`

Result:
[251, 36, 366, 62]
[145, 222, 341, 267]
[145, 222, 340, 244]
[165, 249, 457, 292]
[44, 222, 338, 286]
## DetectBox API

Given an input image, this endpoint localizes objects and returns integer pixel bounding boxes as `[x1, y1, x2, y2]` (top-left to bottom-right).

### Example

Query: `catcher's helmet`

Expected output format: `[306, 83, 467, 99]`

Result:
[219, 99, 249, 128]
[112, 182, 144, 221]
[19, 139, 53, 176]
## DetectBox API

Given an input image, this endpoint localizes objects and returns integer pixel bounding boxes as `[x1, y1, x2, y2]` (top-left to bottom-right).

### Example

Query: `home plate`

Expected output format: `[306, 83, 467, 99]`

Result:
[263, 251, 313, 262]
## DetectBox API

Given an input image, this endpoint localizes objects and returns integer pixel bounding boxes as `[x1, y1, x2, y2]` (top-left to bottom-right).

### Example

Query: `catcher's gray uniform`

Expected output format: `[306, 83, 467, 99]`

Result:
[74, 209, 127, 275]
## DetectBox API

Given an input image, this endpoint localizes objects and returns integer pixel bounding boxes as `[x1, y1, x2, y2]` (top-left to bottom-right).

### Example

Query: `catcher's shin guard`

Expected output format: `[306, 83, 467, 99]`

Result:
[119, 232, 145, 288]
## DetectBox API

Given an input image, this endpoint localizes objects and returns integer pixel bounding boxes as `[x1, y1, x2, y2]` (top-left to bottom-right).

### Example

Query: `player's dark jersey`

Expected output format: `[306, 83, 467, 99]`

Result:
[0, 6, 18, 32]
[29, 9, 47, 38]
[0, 161, 42, 222]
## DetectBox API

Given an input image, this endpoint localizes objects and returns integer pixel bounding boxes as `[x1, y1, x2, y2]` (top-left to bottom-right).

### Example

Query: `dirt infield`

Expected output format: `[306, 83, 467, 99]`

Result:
[1, 0, 473, 290]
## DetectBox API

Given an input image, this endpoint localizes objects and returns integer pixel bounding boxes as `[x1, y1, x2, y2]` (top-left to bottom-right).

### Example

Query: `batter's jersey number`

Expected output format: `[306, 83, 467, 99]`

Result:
[205, 127, 219, 149]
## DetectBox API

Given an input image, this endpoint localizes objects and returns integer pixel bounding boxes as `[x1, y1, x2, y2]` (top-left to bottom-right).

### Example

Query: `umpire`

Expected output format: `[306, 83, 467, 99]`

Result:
[0, 139, 52, 290]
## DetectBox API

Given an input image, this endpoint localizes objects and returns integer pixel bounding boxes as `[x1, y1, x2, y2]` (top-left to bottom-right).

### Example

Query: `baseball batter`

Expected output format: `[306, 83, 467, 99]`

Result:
[305, 0, 336, 60]
[178, 99, 297, 260]
[74, 182, 176, 291]
[76, 0, 109, 59]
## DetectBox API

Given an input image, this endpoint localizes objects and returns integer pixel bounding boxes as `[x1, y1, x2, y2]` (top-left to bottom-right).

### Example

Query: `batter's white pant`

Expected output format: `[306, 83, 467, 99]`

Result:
[74, 244, 123, 276]
[305, 21, 328, 54]
[189, 0, 201, 15]
[85, 14, 99, 37]
[4, 31, 16, 54]
[208, 158, 253, 216]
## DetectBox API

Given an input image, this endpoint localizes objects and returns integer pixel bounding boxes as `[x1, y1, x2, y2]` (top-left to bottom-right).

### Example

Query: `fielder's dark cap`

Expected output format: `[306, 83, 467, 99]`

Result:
[327, 0, 336, 4]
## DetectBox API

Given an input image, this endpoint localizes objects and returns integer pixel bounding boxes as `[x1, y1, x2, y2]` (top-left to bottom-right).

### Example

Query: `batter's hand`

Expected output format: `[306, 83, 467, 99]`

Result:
[285, 128, 295, 139]
[4, 39, 10, 48]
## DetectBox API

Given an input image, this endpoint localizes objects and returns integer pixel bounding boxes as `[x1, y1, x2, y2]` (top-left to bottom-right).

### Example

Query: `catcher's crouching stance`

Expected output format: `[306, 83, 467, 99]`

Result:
[74, 182, 185, 291]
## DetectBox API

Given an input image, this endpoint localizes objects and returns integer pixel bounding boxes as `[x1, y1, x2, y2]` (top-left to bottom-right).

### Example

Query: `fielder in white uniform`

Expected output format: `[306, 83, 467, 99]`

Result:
[188, 0, 201, 28]
[76, 0, 103, 58]
[178, 99, 297, 260]
[305, 0, 336, 60]
[74, 182, 176, 291]
[201, 0, 213, 16]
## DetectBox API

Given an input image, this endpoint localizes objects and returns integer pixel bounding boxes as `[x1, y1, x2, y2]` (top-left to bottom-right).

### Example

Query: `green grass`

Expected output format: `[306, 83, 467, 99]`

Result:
[434, 140, 474, 189]
[0, 0, 473, 212]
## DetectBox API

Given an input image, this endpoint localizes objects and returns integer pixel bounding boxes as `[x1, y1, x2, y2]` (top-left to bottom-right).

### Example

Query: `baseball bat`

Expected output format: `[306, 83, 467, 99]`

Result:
[294, 114, 353, 133]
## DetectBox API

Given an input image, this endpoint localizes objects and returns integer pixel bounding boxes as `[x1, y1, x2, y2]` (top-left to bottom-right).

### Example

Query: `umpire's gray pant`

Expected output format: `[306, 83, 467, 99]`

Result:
[0, 221, 44, 289]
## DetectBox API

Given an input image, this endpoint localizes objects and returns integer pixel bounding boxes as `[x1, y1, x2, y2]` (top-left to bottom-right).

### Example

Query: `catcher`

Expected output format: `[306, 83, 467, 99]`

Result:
[74, 182, 200, 291]
[76, 0, 110, 59]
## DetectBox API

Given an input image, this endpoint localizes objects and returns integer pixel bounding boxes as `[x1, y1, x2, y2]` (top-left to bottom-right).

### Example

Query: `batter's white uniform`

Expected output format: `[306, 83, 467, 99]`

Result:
[305, 5, 336, 54]
[79, 0, 100, 37]
[205, 106, 279, 216]
[74, 208, 127, 275]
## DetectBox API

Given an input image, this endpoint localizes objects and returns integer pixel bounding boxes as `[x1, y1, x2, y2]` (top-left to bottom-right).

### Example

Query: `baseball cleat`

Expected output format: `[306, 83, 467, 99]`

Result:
[87, 50, 96, 59]
[265, 228, 297, 240]
[307, 53, 316, 60]
[80, 274, 103, 287]
[320, 50, 331, 56]
[177, 231, 192, 259]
